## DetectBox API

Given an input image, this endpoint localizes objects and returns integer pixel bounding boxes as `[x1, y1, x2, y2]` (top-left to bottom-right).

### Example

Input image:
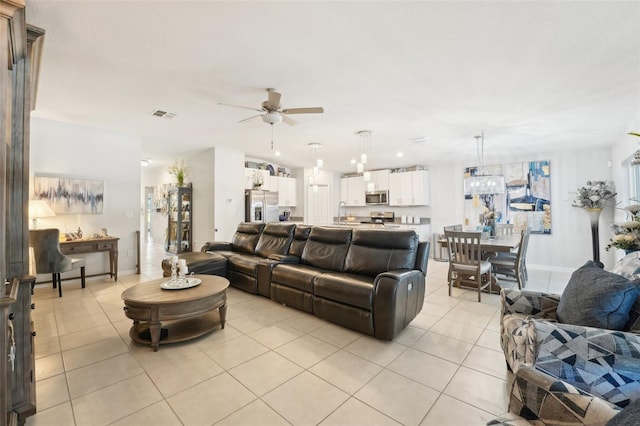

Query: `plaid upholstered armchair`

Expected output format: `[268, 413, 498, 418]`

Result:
[500, 288, 640, 408]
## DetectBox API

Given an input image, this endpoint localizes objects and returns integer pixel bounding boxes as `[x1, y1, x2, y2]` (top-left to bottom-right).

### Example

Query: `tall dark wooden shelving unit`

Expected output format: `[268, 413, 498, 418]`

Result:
[165, 185, 193, 254]
[1, 2, 44, 425]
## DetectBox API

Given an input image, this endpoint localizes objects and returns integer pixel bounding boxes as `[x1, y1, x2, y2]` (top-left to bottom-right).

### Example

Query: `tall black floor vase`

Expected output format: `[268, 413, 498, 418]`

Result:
[585, 208, 603, 267]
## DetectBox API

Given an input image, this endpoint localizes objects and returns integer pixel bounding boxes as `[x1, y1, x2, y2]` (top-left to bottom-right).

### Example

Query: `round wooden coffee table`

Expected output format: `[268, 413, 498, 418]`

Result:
[121, 275, 229, 351]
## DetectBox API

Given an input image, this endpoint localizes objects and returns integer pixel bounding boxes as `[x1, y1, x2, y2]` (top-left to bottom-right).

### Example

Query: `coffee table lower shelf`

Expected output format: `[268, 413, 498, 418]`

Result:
[129, 310, 222, 348]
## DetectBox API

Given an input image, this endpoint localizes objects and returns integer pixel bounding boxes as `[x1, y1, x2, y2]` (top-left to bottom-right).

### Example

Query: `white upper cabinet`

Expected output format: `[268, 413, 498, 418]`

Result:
[368, 169, 390, 192]
[340, 175, 365, 206]
[388, 170, 430, 206]
[277, 177, 297, 207]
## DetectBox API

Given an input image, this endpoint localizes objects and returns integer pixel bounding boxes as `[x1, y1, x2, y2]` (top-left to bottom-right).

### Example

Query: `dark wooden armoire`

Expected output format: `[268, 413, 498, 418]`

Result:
[1, 1, 44, 425]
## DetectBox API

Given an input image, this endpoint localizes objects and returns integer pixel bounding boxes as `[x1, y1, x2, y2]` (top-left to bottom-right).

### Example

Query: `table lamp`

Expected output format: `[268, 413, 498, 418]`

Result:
[28, 199, 56, 229]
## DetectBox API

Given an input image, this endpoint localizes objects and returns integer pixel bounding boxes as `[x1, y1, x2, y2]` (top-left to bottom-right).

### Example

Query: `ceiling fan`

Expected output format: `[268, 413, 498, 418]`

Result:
[218, 88, 324, 126]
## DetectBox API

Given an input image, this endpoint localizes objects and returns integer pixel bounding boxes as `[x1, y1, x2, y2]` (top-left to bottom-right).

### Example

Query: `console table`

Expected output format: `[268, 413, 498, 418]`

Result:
[60, 237, 119, 281]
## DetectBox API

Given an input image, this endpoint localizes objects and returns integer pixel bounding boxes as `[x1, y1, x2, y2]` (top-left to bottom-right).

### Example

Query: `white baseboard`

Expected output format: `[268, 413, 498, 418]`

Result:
[527, 264, 575, 274]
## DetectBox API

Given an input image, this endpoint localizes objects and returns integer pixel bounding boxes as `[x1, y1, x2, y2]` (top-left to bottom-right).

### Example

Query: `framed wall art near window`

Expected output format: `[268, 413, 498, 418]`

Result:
[504, 161, 551, 234]
[33, 174, 104, 214]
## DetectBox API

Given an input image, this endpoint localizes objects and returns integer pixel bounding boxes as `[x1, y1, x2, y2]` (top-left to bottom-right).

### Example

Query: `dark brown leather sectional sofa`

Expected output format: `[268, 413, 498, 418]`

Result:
[162, 222, 430, 340]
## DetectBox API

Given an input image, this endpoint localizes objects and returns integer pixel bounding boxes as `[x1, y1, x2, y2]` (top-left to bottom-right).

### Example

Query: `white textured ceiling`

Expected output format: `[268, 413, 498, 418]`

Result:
[26, 1, 640, 173]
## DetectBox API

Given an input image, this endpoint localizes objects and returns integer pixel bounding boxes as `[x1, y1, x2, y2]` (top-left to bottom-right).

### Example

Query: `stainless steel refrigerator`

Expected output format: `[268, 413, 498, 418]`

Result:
[245, 190, 279, 223]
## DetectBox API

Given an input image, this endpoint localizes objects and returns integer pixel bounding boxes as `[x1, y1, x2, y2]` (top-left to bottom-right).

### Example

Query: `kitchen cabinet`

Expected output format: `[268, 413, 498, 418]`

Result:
[244, 168, 273, 191]
[340, 176, 365, 206]
[166, 186, 192, 253]
[389, 170, 430, 206]
[369, 169, 390, 191]
[276, 177, 297, 207]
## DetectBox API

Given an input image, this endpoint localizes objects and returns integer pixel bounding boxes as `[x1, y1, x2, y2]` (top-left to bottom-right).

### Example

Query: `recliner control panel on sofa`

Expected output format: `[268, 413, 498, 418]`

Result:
[164, 222, 430, 340]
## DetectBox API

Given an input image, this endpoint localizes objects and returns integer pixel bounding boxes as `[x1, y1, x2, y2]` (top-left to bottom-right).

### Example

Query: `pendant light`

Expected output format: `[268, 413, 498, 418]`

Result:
[356, 130, 371, 180]
[463, 132, 505, 195]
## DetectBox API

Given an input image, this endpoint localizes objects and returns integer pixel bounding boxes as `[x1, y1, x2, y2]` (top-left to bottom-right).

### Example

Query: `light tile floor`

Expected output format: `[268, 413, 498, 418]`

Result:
[26, 243, 571, 426]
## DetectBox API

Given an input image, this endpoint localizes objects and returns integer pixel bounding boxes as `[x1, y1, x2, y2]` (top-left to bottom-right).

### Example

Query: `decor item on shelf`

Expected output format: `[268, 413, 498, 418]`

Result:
[168, 158, 189, 186]
[252, 170, 264, 188]
[572, 180, 616, 265]
[154, 184, 171, 215]
[28, 199, 56, 229]
[606, 204, 640, 253]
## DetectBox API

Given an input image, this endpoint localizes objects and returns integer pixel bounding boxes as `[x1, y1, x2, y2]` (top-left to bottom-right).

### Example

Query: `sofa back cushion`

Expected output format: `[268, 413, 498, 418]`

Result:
[557, 260, 640, 330]
[255, 223, 296, 258]
[289, 225, 312, 258]
[301, 227, 352, 271]
[231, 222, 265, 254]
[344, 229, 418, 277]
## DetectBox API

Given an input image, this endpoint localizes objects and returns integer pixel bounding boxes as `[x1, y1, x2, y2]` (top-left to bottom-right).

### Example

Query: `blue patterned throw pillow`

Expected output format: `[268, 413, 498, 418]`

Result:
[557, 260, 640, 330]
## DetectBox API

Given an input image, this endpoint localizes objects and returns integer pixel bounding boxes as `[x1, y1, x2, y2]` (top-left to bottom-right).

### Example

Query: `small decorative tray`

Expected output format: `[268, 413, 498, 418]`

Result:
[160, 277, 201, 290]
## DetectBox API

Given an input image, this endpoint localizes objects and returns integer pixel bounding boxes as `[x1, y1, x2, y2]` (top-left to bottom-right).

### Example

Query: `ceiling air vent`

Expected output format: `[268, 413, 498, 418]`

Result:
[150, 110, 177, 119]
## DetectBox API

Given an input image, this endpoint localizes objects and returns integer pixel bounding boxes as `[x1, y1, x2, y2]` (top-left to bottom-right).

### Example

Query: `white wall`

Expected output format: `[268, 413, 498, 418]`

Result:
[30, 118, 141, 279]
[428, 147, 615, 271]
[142, 147, 246, 248]
[212, 147, 245, 242]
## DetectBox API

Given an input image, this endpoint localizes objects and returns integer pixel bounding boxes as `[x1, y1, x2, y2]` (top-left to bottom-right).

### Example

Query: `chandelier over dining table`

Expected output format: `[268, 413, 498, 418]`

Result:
[463, 132, 505, 196]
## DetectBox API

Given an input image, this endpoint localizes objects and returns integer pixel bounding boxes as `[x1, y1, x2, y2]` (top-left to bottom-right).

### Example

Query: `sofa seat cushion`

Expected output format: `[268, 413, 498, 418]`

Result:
[314, 273, 374, 310]
[557, 260, 640, 330]
[272, 264, 325, 293]
[227, 253, 261, 275]
[208, 250, 237, 259]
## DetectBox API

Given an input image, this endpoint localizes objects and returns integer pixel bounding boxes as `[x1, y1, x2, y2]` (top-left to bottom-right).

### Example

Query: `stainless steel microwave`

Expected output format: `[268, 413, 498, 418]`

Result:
[365, 190, 388, 205]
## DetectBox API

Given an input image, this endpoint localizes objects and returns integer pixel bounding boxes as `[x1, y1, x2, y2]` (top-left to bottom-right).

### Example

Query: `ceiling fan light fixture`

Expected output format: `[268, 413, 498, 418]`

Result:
[261, 112, 282, 125]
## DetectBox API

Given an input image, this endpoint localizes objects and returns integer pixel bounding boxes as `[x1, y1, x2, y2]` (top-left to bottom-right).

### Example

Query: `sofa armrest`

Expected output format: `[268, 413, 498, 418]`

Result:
[201, 241, 232, 252]
[492, 364, 620, 424]
[500, 289, 560, 320]
[533, 320, 640, 407]
[373, 270, 425, 340]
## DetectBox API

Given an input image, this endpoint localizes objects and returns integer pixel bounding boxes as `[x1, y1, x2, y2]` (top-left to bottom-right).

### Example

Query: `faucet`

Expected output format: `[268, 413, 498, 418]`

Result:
[337, 201, 347, 225]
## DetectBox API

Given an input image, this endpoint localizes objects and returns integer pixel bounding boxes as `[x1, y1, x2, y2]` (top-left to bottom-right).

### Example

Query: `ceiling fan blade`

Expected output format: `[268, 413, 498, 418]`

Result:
[238, 114, 263, 123]
[263, 89, 281, 111]
[218, 102, 263, 113]
[281, 107, 324, 115]
[282, 115, 297, 126]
